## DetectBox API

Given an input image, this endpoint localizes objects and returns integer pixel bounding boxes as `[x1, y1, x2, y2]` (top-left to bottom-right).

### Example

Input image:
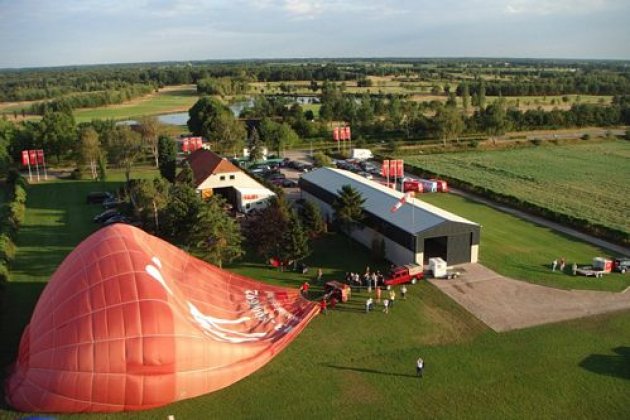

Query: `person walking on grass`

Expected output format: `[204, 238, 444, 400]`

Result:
[376, 286, 382, 303]
[560, 257, 566, 272]
[416, 357, 424, 377]
[365, 297, 373, 313]
[401, 285, 407, 300]
[383, 299, 390, 314]
[389, 289, 396, 309]
[317, 268, 323, 283]
[552, 259, 558, 272]
[320, 299, 327, 315]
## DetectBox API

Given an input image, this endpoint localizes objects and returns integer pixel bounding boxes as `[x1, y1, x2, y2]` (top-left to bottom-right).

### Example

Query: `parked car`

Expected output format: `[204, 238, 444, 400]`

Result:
[102, 197, 123, 209]
[358, 171, 373, 180]
[86, 191, 114, 204]
[270, 177, 286, 186]
[93, 209, 119, 223]
[613, 258, 630, 273]
[266, 172, 286, 181]
[282, 179, 298, 188]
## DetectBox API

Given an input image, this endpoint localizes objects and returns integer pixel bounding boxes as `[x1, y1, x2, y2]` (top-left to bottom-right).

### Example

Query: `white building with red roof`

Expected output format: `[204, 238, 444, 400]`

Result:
[182, 149, 275, 213]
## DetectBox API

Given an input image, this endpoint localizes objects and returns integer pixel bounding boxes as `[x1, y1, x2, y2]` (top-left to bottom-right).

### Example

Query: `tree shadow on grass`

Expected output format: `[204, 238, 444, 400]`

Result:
[579, 346, 630, 380]
[324, 364, 417, 378]
[0, 281, 47, 411]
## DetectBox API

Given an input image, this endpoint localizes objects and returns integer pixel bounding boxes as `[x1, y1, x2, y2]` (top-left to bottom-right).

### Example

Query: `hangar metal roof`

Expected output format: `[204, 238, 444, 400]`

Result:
[300, 167, 479, 235]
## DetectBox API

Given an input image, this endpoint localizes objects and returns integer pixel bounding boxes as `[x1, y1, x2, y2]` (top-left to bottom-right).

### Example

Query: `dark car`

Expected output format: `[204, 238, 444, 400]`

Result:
[614, 258, 630, 273]
[86, 191, 114, 204]
[93, 209, 119, 223]
[282, 179, 298, 188]
[102, 197, 123, 209]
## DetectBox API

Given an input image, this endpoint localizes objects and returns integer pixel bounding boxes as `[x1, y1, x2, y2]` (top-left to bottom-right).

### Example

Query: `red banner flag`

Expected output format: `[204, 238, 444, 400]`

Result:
[28, 150, 37, 165]
[395, 160, 404, 177]
[21, 150, 29, 167]
[344, 126, 351, 141]
[381, 160, 390, 178]
[333, 127, 340, 142]
[36, 149, 44, 164]
[182, 139, 190, 153]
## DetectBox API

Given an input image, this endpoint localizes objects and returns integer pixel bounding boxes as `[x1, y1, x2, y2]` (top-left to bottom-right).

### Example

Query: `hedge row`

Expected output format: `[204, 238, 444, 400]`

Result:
[401, 164, 630, 248]
[0, 170, 28, 291]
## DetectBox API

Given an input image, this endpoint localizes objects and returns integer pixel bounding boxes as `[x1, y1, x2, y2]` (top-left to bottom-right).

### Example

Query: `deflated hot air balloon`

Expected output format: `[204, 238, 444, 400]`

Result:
[5, 224, 319, 413]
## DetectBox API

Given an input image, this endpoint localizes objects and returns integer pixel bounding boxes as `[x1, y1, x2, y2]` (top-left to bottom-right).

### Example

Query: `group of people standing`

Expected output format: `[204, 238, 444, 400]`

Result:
[345, 267, 385, 292]
[551, 257, 578, 275]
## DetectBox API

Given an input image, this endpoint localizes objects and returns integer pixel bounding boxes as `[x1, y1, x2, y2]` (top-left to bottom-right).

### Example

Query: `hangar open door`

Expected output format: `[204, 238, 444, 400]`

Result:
[423, 236, 448, 264]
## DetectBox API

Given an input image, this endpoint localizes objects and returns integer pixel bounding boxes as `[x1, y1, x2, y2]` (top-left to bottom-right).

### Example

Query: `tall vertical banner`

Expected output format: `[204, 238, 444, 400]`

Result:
[22, 150, 32, 182]
[344, 126, 351, 142]
[29, 150, 40, 182]
[332, 127, 340, 142]
[37, 149, 48, 180]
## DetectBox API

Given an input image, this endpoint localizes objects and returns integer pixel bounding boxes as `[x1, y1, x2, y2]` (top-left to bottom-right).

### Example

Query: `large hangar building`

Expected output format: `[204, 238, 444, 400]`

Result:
[299, 168, 480, 266]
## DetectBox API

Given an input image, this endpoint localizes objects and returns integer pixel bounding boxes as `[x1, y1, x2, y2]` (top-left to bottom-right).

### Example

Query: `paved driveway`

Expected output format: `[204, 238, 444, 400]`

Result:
[429, 264, 630, 332]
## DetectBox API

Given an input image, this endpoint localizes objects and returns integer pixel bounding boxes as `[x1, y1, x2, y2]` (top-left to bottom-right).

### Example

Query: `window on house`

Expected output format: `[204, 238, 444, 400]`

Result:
[220, 176, 225, 181]
[246, 204, 251, 209]
[230, 175, 235, 180]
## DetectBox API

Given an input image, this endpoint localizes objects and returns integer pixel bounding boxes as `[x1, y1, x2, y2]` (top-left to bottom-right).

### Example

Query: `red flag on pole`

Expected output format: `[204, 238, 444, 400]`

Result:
[36, 149, 44, 164]
[381, 160, 390, 178]
[29, 150, 37, 165]
[390, 192, 413, 213]
[344, 126, 351, 141]
[21, 151, 29, 167]
[333, 127, 340, 142]
[395, 160, 404, 177]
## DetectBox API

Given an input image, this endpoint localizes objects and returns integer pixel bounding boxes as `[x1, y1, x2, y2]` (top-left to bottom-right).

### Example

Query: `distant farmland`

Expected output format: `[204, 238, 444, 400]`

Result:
[405, 140, 630, 236]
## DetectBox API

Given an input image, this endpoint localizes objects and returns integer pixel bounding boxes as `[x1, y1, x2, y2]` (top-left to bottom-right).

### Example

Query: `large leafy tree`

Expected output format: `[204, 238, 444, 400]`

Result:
[189, 195, 244, 268]
[248, 127, 264, 162]
[187, 96, 246, 155]
[129, 177, 170, 234]
[299, 199, 326, 238]
[279, 210, 310, 269]
[107, 125, 143, 183]
[0, 120, 14, 175]
[78, 127, 102, 179]
[243, 196, 291, 259]
[213, 112, 246, 156]
[158, 135, 177, 182]
[482, 98, 510, 141]
[434, 106, 464, 147]
[37, 109, 76, 162]
[136, 116, 162, 168]
[332, 185, 365, 232]
[159, 184, 202, 244]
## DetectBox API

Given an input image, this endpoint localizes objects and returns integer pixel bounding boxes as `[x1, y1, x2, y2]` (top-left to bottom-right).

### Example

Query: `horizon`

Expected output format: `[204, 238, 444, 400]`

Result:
[1, 0, 630, 69]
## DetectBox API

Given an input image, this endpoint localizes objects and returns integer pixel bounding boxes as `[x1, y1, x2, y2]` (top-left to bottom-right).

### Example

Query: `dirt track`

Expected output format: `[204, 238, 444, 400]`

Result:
[429, 264, 630, 332]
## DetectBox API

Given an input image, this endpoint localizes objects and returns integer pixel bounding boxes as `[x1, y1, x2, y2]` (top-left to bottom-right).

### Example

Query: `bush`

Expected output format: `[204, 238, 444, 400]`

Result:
[468, 139, 479, 149]
[530, 138, 542, 146]
[13, 184, 27, 204]
[0, 262, 9, 288]
[0, 234, 16, 263]
[9, 201, 25, 227]
[312, 152, 332, 168]
[581, 134, 591, 141]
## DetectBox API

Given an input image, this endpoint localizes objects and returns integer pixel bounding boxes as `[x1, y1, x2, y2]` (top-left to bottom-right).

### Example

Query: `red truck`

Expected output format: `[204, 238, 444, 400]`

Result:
[384, 264, 424, 286]
[402, 179, 424, 194]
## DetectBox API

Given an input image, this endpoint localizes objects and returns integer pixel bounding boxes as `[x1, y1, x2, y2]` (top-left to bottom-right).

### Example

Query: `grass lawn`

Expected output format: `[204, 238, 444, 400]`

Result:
[72, 85, 198, 123]
[1, 171, 630, 418]
[419, 193, 630, 292]
[406, 141, 630, 237]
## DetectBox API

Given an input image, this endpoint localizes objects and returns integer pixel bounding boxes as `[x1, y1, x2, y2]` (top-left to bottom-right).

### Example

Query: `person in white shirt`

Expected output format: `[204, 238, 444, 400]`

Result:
[417, 357, 424, 377]
[365, 297, 373, 313]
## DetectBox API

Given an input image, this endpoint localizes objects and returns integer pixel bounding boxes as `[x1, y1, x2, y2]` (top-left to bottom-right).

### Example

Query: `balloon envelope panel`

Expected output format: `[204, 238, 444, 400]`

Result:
[6, 225, 319, 413]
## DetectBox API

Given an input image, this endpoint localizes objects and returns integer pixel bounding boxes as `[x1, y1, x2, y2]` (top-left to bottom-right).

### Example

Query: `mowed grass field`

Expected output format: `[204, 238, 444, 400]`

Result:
[406, 140, 630, 237]
[1, 170, 630, 418]
[72, 85, 199, 123]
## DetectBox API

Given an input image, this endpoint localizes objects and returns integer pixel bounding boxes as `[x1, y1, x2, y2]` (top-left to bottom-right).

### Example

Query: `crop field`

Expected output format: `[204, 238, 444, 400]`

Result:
[1, 173, 630, 418]
[405, 140, 630, 236]
[72, 85, 198, 123]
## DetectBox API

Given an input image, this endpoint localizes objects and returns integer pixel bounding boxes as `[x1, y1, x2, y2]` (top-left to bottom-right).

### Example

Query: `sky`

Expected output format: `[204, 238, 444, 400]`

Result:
[1, 0, 629, 68]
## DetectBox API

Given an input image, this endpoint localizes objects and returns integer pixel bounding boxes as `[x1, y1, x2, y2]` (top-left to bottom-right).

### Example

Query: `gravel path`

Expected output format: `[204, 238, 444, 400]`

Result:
[429, 263, 630, 332]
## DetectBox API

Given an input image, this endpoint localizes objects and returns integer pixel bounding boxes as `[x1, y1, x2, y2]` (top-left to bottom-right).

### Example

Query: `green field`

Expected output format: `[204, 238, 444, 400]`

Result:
[406, 141, 630, 237]
[2, 171, 630, 418]
[72, 86, 199, 123]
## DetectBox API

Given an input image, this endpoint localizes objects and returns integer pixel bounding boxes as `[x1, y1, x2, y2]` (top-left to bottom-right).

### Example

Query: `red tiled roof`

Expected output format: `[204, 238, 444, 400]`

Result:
[184, 149, 241, 187]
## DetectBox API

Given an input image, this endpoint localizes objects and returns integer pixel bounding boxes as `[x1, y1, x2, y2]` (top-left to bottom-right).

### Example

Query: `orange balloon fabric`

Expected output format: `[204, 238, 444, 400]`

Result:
[6, 224, 319, 413]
